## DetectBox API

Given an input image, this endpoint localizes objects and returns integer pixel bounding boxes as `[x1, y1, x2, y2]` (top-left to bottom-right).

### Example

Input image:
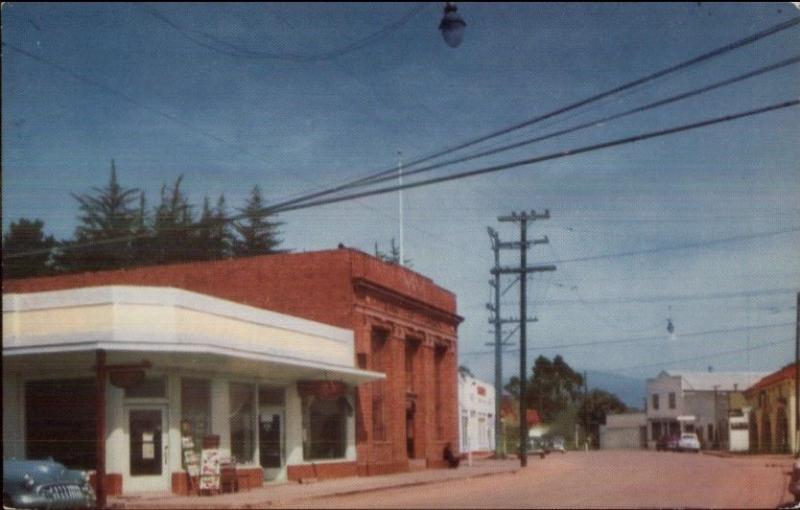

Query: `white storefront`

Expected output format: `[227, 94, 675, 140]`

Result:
[3, 286, 383, 495]
[458, 373, 495, 455]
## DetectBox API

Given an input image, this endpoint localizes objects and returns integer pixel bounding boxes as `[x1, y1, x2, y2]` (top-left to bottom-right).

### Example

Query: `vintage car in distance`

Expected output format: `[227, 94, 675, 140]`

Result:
[527, 437, 550, 459]
[3, 458, 96, 510]
[549, 435, 567, 454]
[655, 434, 681, 452]
[677, 432, 701, 453]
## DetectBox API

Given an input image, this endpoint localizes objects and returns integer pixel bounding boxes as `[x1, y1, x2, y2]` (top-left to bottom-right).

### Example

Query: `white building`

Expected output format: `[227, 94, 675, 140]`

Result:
[600, 413, 647, 449]
[3, 286, 383, 495]
[646, 370, 766, 449]
[458, 372, 495, 456]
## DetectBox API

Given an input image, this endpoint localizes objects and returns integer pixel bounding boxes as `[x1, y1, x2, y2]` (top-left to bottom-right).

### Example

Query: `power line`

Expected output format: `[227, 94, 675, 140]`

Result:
[1, 41, 235, 148]
[304, 54, 800, 196]
[140, 3, 430, 63]
[0, 40, 421, 244]
[538, 226, 800, 265]
[607, 337, 792, 373]
[268, 16, 800, 209]
[5, 98, 799, 260]
[533, 287, 799, 306]
[266, 99, 800, 214]
[459, 321, 794, 356]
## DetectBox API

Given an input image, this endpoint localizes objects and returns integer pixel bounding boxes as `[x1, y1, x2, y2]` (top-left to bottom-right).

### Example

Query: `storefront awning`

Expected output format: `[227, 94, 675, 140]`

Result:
[3, 286, 385, 386]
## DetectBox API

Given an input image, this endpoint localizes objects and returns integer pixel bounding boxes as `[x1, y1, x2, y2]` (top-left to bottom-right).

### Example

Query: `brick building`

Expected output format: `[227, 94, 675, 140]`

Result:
[3, 248, 462, 490]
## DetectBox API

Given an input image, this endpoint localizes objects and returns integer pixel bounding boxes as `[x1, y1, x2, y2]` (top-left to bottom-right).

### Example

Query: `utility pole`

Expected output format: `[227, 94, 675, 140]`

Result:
[584, 370, 588, 451]
[713, 384, 719, 450]
[397, 150, 404, 267]
[487, 228, 504, 457]
[494, 210, 555, 467]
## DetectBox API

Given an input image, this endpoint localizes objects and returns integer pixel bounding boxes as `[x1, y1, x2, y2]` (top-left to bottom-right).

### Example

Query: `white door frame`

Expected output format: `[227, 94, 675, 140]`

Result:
[123, 404, 170, 493]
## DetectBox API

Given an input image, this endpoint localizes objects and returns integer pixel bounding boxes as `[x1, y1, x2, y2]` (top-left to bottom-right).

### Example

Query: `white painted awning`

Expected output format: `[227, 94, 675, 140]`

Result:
[3, 286, 384, 385]
[677, 415, 696, 422]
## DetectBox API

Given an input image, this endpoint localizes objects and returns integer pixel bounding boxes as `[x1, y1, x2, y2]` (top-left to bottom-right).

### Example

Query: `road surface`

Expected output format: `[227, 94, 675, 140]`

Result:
[276, 450, 794, 508]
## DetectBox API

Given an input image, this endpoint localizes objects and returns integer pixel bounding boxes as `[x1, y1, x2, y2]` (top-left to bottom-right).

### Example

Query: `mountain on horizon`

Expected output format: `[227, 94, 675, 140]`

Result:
[584, 370, 646, 410]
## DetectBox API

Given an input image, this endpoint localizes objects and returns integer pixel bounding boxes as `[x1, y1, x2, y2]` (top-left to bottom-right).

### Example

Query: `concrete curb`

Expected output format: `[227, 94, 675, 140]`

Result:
[248, 468, 520, 508]
[110, 467, 521, 509]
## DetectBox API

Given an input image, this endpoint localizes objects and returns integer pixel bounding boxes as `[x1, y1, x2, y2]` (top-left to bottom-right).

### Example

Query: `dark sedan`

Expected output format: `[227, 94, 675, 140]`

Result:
[655, 434, 680, 452]
[3, 459, 96, 509]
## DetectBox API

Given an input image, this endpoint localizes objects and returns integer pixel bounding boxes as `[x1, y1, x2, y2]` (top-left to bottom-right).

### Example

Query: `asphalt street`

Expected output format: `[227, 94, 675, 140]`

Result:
[276, 450, 794, 509]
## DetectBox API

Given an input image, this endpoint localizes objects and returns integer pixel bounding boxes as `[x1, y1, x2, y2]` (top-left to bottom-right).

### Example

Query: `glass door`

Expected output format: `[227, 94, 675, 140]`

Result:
[127, 407, 169, 492]
[259, 406, 285, 482]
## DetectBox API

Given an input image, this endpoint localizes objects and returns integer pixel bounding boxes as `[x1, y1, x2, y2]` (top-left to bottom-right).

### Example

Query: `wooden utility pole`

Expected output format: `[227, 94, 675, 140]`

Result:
[494, 210, 555, 467]
[487, 228, 504, 457]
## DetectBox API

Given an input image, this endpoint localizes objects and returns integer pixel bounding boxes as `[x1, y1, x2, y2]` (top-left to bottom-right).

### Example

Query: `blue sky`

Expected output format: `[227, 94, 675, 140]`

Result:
[3, 3, 799, 388]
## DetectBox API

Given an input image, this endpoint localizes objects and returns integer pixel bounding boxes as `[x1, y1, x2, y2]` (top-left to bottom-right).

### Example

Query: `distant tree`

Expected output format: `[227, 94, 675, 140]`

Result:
[233, 186, 285, 257]
[147, 175, 195, 265]
[504, 376, 520, 400]
[578, 388, 628, 446]
[2, 218, 57, 279]
[193, 194, 233, 261]
[458, 365, 474, 378]
[373, 237, 411, 266]
[526, 355, 584, 422]
[62, 160, 141, 272]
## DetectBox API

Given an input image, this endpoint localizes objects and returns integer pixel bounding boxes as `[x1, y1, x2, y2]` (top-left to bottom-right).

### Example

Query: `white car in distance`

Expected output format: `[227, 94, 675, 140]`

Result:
[677, 432, 701, 453]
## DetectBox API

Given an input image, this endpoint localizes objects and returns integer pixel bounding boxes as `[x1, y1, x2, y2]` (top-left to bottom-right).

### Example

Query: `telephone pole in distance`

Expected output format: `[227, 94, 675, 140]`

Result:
[493, 210, 555, 467]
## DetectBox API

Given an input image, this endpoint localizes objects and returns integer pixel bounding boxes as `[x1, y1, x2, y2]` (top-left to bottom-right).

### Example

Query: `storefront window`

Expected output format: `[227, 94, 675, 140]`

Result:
[26, 378, 96, 470]
[230, 382, 255, 464]
[181, 378, 210, 457]
[302, 396, 347, 460]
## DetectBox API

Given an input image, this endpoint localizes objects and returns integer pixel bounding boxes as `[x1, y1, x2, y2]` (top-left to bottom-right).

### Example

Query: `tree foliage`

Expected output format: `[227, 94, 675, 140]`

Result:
[2, 218, 57, 279]
[233, 186, 285, 258]
[374, 237, 412, 267]
[62, 160, 141, 271]
[525, 355, 584, 423]
[147, 175, 195, 265]
[578, 388, 628, 446]
[6, 162, 289, 277]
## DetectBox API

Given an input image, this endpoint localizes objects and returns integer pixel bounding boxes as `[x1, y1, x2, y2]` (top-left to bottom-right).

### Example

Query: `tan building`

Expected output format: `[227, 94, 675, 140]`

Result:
[745, 363, 797, 453]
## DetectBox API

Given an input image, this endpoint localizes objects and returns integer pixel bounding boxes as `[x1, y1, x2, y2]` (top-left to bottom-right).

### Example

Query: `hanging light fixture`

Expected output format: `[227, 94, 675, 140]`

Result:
[667, 305, 676, 341]
[439, 2, 466, 48]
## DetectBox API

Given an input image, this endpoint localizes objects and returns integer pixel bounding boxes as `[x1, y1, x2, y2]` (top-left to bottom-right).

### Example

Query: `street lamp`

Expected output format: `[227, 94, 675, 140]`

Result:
[439, 2, 466, 48]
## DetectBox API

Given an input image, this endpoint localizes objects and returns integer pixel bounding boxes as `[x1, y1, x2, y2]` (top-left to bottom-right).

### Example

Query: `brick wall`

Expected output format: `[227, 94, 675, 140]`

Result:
[5, 247, 462, 477]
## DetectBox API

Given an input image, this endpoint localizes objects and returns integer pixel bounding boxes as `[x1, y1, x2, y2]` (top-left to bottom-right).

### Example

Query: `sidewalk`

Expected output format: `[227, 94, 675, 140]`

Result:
[108, 458, 521, 509]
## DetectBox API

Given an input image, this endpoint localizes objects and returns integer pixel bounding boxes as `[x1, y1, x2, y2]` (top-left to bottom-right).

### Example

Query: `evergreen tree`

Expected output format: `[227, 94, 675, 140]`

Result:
[193, 194, 233, 261]
[526, 355, 584, 422]
[2, 218, 57, 279]
[578, 388, 628, 447]
[63, 160, 140, 272]
[149, 175, 194, 265]
[233, 186, 285, 257]
[373, 237, 411, 266]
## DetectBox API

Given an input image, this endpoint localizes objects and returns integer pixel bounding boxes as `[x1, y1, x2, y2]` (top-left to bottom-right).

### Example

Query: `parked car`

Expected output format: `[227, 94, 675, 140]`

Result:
[677, 432, 701, 453]
[527, 437, 549, 459]
[656, 434, 680, 452]
[3, 458, 96, 510]
[549, 436, 566, 454]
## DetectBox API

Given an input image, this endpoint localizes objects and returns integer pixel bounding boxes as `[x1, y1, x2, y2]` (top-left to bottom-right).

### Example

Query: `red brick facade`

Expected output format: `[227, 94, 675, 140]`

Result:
[5, 248, 463, 477]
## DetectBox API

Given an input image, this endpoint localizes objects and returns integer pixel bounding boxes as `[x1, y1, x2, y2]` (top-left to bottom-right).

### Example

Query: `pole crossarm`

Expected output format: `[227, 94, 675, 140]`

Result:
[498, 236, 549, 250]
[492, 265, 557, 275]
[489, 317, 538, 324]
[498, 210, 550, 222]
